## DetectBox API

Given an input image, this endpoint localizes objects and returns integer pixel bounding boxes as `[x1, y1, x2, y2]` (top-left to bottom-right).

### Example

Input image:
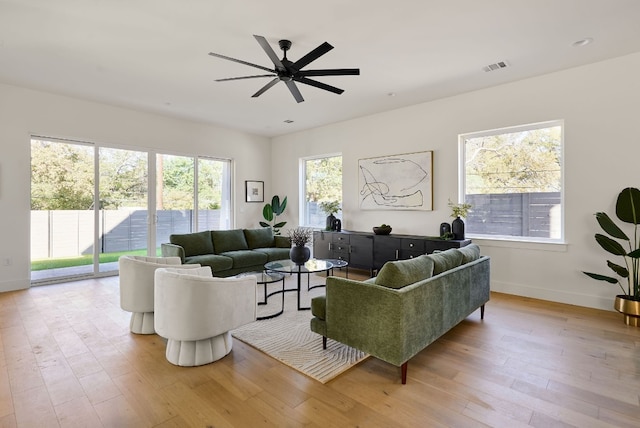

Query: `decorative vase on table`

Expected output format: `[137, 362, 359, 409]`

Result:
[290, 246, 311, 265]
[452, 216, 465, 240]
[326, 214, 336, 231]
[440, 222, 451, 237]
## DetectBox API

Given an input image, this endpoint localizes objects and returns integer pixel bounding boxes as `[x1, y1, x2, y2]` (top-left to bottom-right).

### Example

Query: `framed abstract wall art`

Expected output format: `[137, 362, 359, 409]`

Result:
[358, 151, 433, 211]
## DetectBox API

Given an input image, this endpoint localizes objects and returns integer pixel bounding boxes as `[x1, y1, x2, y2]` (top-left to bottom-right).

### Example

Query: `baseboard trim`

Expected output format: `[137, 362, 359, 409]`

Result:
[491, 280, 615, 311]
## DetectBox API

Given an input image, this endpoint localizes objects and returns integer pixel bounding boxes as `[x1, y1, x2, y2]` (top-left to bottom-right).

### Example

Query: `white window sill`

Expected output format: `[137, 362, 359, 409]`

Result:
[467, 235, 568, 252]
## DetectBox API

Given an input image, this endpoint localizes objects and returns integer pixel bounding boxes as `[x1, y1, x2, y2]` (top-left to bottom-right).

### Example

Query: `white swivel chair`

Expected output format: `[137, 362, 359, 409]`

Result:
[118, 255, 201, 334]
[154, 266, 257, 366]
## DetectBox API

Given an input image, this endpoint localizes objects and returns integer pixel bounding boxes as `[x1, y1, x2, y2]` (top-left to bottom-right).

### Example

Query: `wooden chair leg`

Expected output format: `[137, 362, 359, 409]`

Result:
[401, 362, 408, 384]
[481, 304, 485, 320]
[322, 336, 327, 349]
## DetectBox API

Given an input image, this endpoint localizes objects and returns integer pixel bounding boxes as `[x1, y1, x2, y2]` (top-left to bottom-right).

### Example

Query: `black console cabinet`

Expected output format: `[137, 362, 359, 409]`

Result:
[313, 230, 471, 275]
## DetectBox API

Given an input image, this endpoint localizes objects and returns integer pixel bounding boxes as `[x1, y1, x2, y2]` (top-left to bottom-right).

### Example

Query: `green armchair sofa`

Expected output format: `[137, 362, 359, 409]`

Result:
[310, 244, 490, 384]
[161, 228, 291, 277]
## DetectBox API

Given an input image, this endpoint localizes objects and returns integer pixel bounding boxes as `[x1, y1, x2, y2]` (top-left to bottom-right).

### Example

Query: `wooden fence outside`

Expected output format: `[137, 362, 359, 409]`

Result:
[465, 192, 561, 238]
[31, 209, 224, 259]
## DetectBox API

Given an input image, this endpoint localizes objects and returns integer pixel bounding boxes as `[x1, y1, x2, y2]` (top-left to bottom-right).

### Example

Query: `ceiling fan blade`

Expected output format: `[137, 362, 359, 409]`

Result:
[285, 80, 304, 103]
[253, 35, 286, 72]
[251, 77, 280, 98]
[297, 68, 360, 77]
[295, 76, 344, 95]
[215, 74, 275, 82]
[208, 52, 274, 74]
[292, 42, 333, 71]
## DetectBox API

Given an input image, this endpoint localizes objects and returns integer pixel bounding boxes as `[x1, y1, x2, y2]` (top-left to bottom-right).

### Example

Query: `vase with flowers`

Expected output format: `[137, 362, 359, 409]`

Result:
[319, 200, 341, 231]
[448, 199, 472, 240]
[288, 227, 312, 265]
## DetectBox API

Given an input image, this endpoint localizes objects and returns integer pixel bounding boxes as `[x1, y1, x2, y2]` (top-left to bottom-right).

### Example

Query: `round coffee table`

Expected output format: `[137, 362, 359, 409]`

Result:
[264, 259, 333, 311]
[237, 270, 286, 320]
[325, 258, 349, 278]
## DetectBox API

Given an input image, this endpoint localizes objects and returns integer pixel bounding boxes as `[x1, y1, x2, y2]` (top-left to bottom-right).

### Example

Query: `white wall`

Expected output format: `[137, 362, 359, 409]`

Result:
[0, 83, 270, 292]
[271, 52, 640, 311]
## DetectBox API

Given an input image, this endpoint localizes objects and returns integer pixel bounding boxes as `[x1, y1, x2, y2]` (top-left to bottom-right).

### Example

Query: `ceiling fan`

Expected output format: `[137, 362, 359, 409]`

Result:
[208, 35, 360, 103]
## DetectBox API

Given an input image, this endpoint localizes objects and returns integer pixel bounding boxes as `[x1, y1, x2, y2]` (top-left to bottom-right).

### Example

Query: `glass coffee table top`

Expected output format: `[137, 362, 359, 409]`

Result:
[264, 258, 333, 274]
[264, 259, 334, 311]
[237, 270, 285, 283]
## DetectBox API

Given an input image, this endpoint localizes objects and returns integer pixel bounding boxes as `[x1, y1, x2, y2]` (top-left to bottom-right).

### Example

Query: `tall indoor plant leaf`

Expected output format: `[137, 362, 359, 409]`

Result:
[583, 187, 640, 300]
[261, 195, 288, 234]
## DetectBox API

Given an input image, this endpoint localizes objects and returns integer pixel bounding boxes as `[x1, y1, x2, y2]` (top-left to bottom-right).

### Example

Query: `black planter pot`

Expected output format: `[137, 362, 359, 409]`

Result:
[290, 246, 311, 265]
[326, 214, 336, 231]
[452, 216, 465, 240]
[440, 222, 451, 237]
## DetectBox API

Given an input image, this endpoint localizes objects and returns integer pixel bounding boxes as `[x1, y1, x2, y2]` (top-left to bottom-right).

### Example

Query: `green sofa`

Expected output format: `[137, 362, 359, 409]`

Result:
[310, 244, 490, 384]
[161, 228, 291, 277]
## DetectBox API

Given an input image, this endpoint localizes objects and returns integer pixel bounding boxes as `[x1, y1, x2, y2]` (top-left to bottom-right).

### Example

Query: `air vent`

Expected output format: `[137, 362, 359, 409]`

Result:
[284, 119, 294, 124]
[483, 61, 509, 72]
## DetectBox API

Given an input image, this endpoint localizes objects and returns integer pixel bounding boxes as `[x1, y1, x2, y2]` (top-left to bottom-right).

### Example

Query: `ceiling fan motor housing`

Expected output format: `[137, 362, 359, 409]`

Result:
[278, 39, 292, 52]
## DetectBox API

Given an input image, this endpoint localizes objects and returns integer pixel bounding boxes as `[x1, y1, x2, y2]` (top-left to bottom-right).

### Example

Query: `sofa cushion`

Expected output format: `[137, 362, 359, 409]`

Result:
[220, 250, 268, 268]
[428, 248, 464, 275]
[274, 235, 292, 248]
[375, 255, 434, 289]
[244, 228, 275, 249]
[253, 247, 291, 262]
[185, 254, 233, 273]
[170, 231, 213, 257]
[211, 229, 249, 254]
[457, 243, 481, 264]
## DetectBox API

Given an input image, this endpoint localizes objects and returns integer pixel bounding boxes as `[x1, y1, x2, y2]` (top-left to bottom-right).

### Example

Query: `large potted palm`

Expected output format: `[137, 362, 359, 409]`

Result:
[583, 187, 640, 326]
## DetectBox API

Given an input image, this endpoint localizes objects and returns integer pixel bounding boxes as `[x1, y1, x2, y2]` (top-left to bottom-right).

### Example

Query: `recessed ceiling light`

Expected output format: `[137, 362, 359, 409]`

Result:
[387, 92, 396, 97]
[284, 119, 294, 124]
[572, 38, 593, 47]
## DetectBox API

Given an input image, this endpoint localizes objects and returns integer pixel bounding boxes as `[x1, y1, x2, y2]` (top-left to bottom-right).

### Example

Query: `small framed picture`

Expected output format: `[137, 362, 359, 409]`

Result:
[245, 180, 264, 203]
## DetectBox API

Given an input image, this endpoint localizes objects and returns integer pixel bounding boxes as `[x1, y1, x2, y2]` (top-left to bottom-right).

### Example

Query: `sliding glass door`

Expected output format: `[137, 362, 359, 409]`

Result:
[31, 138, 232, 283]
[98, 147, 149, 273]
[156, 154, 195, 253]
[31, 138, 96, 281]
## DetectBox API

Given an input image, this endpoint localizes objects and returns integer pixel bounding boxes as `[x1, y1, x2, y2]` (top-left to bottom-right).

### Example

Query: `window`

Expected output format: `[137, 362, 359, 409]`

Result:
[459, 120, 563, 242]
[301, 154, 342, 228]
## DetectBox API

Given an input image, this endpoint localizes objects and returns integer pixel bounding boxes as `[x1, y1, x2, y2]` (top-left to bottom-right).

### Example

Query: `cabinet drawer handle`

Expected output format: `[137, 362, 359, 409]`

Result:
[410, 243, 414, 248]
[395, 249, 399, 259]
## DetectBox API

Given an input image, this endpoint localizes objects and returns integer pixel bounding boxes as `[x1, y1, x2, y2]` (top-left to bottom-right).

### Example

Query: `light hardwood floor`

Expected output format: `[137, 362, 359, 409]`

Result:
[1, 271, 639, 427]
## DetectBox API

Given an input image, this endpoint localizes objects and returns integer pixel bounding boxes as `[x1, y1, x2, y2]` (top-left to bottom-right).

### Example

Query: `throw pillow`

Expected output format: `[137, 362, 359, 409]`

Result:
[375, 255, 434, 289]
[169, 231, 214, 257]
[428, 248, 464, 275]
[457, 243, 481, 264]
[211, 229, 249, 254]
[244, 228, 275, 249]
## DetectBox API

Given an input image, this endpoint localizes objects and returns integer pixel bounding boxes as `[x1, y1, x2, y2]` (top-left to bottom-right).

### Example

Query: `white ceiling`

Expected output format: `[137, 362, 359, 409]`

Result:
[2, 1, 640, 138]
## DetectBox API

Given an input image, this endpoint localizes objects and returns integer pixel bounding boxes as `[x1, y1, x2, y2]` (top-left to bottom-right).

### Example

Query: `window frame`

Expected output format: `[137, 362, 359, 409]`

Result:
[299, 153, 342, 229]
[458, 120, 565, 244]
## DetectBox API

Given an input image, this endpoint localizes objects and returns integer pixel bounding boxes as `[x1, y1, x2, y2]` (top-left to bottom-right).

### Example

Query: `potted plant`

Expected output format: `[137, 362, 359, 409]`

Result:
[260, 195, 287, 235]
[288, 227, 312, 265]
[448, 199, 472, 240]
[583, 187, 640, 326]
[319, 200, 341, 231]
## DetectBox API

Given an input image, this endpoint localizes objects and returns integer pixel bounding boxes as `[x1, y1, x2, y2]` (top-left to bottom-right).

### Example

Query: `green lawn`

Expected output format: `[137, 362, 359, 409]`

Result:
[31, 249, 151, 271]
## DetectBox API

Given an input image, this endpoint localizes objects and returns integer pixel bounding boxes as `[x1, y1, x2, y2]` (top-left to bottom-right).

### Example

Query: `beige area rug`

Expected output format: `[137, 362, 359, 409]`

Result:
[231, 274, 369, 383]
